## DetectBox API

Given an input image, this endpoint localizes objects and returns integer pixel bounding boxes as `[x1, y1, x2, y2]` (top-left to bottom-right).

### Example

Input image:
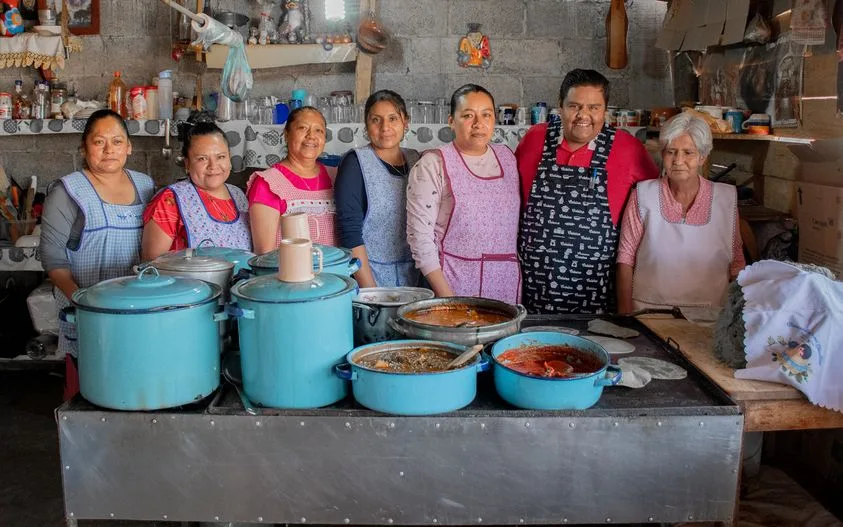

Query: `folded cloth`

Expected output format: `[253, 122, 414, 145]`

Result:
[735, 260, 843, 412]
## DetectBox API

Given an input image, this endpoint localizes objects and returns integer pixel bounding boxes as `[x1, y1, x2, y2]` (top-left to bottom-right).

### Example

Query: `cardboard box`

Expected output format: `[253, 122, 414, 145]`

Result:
[791, 138, 843, 277]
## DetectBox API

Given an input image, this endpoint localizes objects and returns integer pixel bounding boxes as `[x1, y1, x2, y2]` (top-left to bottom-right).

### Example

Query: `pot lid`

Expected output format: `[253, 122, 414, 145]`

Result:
[249, 244, 350, 270]
[74, 267, 216, 311]
[175, 246, 255, 273]
[144, 247, 235, 273]
[354, 287, 434, 307]
[231, 273, 356, 303]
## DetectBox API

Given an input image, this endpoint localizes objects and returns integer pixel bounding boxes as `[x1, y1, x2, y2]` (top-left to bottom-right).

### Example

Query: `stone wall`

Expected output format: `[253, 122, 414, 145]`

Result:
[0, 0, 672, 190]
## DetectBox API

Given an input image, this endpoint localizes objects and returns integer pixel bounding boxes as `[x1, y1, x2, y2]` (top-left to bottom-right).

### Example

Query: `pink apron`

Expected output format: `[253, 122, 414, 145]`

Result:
[438, 142, 521, 303]
[247, 163, 338, 248]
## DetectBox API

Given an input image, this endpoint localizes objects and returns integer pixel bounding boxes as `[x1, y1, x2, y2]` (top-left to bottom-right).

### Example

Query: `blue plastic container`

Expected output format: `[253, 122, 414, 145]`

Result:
[229, 273, 357, 408]
[335, 340, 490, 415]
[490, 332, 621, 410]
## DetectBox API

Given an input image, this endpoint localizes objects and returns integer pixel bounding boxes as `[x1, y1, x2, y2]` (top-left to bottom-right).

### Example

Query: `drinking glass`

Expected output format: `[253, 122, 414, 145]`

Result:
[435, 98, 449, 124]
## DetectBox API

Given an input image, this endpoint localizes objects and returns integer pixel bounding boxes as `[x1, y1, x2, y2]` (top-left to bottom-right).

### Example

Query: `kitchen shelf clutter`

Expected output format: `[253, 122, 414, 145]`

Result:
[0, 119, 168, 137]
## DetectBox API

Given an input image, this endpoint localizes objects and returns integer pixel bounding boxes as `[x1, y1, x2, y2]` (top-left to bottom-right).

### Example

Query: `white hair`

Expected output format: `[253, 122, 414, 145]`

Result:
[658, 113, 713, 158]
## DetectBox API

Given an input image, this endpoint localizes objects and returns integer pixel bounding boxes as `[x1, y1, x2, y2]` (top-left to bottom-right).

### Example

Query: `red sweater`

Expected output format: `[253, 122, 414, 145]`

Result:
[514, 124, 659, 226]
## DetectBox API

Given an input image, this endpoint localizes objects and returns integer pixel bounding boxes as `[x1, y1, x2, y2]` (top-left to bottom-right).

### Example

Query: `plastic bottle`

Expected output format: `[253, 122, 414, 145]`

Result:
[107, 71, 128, 118]
[145, 85, 159, 120]
[32, 81, 49, 119]
[12, 80, 32, 119]
[158, 70, 173, 120]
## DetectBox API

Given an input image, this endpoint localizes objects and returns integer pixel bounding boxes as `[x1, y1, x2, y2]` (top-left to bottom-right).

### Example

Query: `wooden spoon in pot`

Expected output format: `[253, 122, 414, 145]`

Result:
[446, 344, 484, 370]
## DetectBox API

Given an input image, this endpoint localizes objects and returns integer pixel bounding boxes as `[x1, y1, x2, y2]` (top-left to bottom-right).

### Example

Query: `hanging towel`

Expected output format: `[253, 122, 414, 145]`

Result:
[791, 0, 828, 45]
[734, 260, 843, 412]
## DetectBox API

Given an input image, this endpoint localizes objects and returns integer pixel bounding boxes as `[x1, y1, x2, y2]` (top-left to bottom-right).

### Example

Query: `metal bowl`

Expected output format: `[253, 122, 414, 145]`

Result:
[389, 296, 527, 346]
[214, 11, 249, 29]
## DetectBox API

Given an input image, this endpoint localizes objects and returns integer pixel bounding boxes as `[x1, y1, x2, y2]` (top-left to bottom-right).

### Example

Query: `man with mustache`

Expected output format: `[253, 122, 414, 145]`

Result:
[515, 69, 658, 314]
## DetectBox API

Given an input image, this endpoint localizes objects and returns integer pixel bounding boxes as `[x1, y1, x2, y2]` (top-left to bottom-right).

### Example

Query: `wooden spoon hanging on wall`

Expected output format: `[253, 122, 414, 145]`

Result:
[605, 0, 629, 69]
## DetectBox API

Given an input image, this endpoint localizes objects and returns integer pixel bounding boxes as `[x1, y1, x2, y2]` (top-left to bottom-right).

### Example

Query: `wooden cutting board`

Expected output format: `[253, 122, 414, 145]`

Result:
[640, 317, 802, 402]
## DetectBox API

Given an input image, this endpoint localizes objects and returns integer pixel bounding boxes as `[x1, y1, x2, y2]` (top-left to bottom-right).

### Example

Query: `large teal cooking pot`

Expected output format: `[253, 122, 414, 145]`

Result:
[248, 244, 360, 277]
[61, 268, 225, 410]
[490, 332, 621, 410]
[335, 340, 490, 415]
[228, 272, 358, 408]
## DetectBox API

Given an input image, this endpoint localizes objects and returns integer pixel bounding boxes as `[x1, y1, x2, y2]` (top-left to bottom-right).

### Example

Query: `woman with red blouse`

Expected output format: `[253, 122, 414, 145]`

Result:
[141, 122, 251, 260]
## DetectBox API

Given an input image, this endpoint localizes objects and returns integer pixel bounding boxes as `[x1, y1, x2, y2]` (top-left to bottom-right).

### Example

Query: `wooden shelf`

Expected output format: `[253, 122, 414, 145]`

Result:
[712, 133, 814, 145]
[205, 43, 358, 70]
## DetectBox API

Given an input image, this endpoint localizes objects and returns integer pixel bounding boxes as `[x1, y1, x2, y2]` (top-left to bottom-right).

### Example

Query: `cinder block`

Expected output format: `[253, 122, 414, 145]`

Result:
[575, 0, 608, 39]
[1, 151, 75, 189]
[445, 74, 522, 107]
[522, 76, 565, 109]
[374, 73, 446, 102]
[492, 39, 560, 75]
[381, 0, 448, 37]
[101, 0, 171, 38]
[440, 37, 465, 75]
[376, 37, 411, 75]
[410, 38, 443, 75]
[526, 0, 577, 38]
[147, 152, 181, 187]
[448, 0, 525, 37]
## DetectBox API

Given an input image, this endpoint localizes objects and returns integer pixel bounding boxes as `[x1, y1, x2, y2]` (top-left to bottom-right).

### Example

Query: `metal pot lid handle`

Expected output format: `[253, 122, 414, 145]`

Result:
[196, 238, 217, 249]
[137, 266, 161, 280]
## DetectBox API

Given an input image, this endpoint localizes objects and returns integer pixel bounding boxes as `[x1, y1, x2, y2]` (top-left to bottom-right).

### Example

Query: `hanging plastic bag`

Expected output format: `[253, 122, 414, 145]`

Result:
[191, 13, 253, 102]
[744, 12, 772, 44]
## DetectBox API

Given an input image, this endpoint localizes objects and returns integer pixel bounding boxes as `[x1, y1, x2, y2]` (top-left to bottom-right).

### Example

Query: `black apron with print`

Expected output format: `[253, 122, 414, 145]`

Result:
[518, 115, 618, 314]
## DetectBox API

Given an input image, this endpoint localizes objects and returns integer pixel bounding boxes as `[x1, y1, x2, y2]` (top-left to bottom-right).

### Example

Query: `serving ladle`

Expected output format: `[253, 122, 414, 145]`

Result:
[446, 344, 484, 370]
[222, 353, 257, 416]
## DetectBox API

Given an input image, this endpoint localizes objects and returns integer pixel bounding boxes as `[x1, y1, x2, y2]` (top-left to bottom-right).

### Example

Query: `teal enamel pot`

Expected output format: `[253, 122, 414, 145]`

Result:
[61, 268, 225, 410]
[248, 244, 361, 277]
[490, 332, 622, 410]
[335, 340, 490, 415]
[228, 272, 358, 408]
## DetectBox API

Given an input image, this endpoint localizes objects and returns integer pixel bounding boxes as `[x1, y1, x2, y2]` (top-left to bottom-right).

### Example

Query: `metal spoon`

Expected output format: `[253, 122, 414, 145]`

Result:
[446, 344, 484, 370]
[161, 118, 172, 159]
[222, 361, 257, 416]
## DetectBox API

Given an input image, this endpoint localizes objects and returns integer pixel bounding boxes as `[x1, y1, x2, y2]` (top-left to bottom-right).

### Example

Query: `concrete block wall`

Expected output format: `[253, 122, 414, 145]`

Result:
[0, 0, 672, 191]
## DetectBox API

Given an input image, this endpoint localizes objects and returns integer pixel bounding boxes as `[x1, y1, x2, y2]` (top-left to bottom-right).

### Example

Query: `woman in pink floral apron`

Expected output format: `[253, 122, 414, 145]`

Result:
[247, 107, 337, 254]
[406, 84, 521, 303]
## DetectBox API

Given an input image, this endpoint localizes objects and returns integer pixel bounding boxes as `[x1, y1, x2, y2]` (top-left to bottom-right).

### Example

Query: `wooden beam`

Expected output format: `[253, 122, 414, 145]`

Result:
[742, 399, 843, 432]
[354, 0, 376, 104]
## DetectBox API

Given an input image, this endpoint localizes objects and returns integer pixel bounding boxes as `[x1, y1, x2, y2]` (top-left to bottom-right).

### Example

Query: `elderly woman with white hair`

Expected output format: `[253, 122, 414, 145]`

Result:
[615, 112, 746, 313]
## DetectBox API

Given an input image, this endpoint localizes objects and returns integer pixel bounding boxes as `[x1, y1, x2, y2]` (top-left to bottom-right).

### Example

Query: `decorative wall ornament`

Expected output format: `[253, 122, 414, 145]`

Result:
[457, 23, 490, 69]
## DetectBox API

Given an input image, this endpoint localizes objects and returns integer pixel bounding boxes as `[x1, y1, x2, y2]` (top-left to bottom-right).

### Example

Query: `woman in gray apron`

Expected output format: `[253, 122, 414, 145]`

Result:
[40, 110, 154, 400]
[335, 90, 420, 287]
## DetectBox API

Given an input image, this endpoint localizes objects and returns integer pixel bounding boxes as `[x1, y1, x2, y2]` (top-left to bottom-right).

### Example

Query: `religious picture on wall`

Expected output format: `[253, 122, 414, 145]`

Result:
[457, 23, 491, 70]
[772, 37, 804, 128]
[699, 49, 740, 108]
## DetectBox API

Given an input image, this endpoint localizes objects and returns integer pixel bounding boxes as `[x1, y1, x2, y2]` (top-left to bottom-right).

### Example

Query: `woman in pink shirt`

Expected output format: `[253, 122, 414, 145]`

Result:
[406, 84, 521, 303]
[247, 107, 336, 254]
[616, 113, 746, 313]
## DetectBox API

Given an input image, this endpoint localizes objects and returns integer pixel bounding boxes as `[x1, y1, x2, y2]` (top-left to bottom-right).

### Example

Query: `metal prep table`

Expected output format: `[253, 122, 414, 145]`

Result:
[58, 315, 743, 525]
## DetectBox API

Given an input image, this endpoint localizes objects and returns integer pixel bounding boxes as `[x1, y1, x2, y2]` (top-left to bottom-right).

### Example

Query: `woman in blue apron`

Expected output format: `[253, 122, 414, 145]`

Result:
[335, 90, 420, 287]
[40, 110, 154, 400]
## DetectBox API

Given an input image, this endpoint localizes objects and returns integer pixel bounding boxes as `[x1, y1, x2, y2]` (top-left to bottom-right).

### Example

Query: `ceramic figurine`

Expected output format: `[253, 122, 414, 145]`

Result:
[457, 23, 491, 69]
[279, 0, 305, 44]
[248, 26, 258, 45]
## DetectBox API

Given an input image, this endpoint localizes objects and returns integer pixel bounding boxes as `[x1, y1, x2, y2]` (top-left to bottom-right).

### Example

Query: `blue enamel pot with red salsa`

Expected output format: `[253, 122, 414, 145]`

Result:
[490, 332, 622, 410]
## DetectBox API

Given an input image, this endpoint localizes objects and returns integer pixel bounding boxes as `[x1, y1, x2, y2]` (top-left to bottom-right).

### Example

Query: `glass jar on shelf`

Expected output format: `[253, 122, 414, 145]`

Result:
[417, 101, 434, 124]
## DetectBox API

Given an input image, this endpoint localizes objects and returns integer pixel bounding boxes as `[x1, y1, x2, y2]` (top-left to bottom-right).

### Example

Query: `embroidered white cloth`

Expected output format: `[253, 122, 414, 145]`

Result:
[0, 33, 65, 70]
[734, 260, 843, 412]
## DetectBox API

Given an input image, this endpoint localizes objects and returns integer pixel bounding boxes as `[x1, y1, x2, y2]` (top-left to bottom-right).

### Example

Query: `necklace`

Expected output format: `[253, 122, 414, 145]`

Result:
[381, 157, 408, 177]
[300, 174, 319, 191]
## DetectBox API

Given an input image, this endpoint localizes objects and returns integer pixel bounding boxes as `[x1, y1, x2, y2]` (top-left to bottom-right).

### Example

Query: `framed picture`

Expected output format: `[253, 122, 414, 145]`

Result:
[38, 0, 100, 35]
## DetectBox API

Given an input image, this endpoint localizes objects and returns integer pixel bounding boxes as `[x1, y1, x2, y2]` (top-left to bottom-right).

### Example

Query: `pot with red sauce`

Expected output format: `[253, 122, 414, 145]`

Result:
[490, 332, 622, 410]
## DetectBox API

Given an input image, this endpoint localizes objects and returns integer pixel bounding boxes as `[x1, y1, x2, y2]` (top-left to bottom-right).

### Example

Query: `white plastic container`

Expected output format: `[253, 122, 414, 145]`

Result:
[158, 70, 173, 120]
